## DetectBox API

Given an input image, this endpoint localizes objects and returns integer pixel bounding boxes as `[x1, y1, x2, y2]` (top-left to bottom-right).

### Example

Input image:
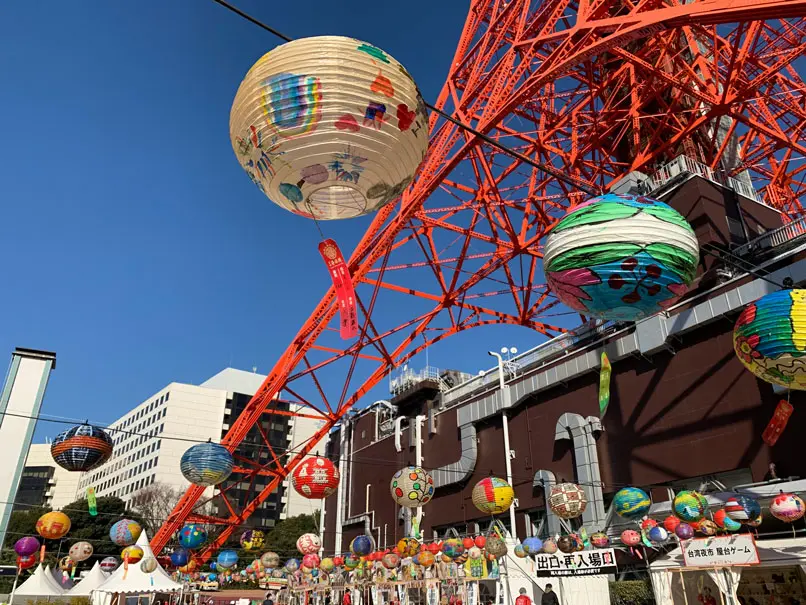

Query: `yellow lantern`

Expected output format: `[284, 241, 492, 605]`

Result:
[230, 36, 429, 220]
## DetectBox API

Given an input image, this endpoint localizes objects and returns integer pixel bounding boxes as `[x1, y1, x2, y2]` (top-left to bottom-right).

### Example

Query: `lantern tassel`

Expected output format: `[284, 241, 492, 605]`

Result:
[318, 239, 358, 340]
[762, 399, 793, 446]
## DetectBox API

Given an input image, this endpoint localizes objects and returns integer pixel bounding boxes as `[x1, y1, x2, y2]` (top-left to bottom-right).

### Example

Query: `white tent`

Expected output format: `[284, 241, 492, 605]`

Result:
[43, 566, 67, 594]
[14, 564, 66, 597]
[92, 529, 183, 604]
[51, 566, 74, 591]
[70, 561, 109, 596]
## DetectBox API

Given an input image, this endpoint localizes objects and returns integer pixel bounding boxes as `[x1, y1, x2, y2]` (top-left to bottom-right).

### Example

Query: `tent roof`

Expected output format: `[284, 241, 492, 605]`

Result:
[43, 565, 67, 594]
[650, 537, 806, 570]
[52, 565, 75, 590]
[70, 561, 109, 596]
[15, 564, 66, 596]
[94, 529, 183, 594]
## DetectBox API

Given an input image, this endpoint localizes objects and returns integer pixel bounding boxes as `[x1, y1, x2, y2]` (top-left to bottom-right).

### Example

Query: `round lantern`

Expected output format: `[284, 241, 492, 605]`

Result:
[698, 519, 718, 536]
[514, 544, 526, 558]
[474, 536, 486, 548]
[713, 509, 741, 532]
[292, 456, 340, 499]
[641, 518, 658, 531]
[302, 554, 320, 569]
[140, 558, 158, 574]
[733, 290, 806, 389]
[725, 495, 761, 523]
[17, 555, 36, 570]
[51, 424, 113, 472]
[462, 537, 474, 549]
[122, 545, 144, 564]
[467, 546, 482, 560]
[522, 537, 543, 555]
[613, 487, 651, 519]
[471, 477, 514, 514]
[14, 537, 40, 557]
[261, 552, 280, 568]
[179, 524, 208, 549]
[620, 530, 641, 547]
[343, 555, 359, 570]
[240, 529, 265, 551]
[427, 542, 441, 555]
[747, 513, 763, 528]
[178, 560, 197, 574]
[663, 516, 681, 533]
[414, 551, 435, 567]
[110, 519, 142, 546]
[36, 511, 71, 540]
[673, 490, 708, 522]
[441, 538, 464, 559]
[170, 549, 190, 567]
[397, 538, 419, 557]
[485, 535, 507, 558]
[770, 493, 805, 523]
[350, 535, 374, 557]
[59, 556, 75, 572]
[557, 536, 576, 554]
[217, 550, 239, 569]
[180, 443, 234, 486]
[675, 523, 694, 540]
[271, 569, 284, 578]
[543, 193, 699, 320]
[230, 36, 429, 221]
[548, 483, 588, 519]
[100, 557, 118, 572]
[320, 557, 335, 572]
[69, 541, 93, 562]
[542, 539, 558, 554]
[648, 526, 668, 543]
[390, 466, 435, 508]
[296, 533, 321, 555]
[590, 533, 609, 548]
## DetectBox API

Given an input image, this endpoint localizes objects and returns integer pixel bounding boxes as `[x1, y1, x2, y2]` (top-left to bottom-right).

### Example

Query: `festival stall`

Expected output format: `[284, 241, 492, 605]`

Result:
[13, 564, 66, 600]
[649, 536, 806, 605]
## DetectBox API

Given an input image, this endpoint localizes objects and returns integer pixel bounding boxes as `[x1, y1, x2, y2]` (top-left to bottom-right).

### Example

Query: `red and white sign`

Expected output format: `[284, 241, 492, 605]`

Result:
[681, 534, 760, 567]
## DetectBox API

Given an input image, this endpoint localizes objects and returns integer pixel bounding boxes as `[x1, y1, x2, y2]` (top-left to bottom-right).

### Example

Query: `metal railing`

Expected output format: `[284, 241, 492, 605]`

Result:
[646, 154, 764, 204]
[733, 215, 806, 257]
[389, 366, 443, 396]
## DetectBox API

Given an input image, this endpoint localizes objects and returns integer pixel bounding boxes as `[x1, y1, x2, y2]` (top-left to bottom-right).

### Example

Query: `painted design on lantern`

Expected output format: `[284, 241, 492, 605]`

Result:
[260, 72, 323, 138]
[367, 177, 413, 207]
[371, 71, 395, 97]
[328, 146, 367, 183]
[733, 289, 806, 389]
[356, 43, 390, 63]
[363, 102, 387, 129]
[235, 126, 287, 192]
[396, 104, 416, 131]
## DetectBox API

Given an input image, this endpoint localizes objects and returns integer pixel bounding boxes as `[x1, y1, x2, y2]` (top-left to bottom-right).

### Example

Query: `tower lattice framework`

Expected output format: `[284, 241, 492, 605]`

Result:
[153, 0, 806, 559]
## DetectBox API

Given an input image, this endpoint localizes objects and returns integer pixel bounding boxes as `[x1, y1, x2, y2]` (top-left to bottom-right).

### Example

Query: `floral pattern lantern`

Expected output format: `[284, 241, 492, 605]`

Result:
[296, 534, 321, 555]
[51, 424, 113, 472]
[230, 36, 429, 220]
[292, 456, 340, 499]
[548, 483, 588, 519]
[543, 194, 699, 320]
[110, 519, 142, 546]
[734, 290, 806, 389]
[36, 511, 71, 540]
[390, 466, 434, 508]
[471, 477, 514, 514]
[770, 493, 806, 522]
[180, 443, 234, 486]
[673, 490, 708, 522]
[613, 487, 651, 520]
[397, 537, 419, 557]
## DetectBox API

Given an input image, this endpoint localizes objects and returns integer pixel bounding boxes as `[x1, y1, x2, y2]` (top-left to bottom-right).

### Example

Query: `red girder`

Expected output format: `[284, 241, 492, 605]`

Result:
[153, 0, 806, 559]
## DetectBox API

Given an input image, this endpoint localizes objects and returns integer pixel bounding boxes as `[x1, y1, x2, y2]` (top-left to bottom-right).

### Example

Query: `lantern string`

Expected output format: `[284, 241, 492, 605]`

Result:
[209, 0, 602, 197]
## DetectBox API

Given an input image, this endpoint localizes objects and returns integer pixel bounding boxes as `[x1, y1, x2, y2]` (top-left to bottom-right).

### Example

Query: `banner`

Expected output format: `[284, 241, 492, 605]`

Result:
[87, 487, 98, 516]
[535, 548, 618, 577]
[599, 352, 611, 417]
[681, 535, 760, 567]
[318, 239, 359, 339]
[762, 400, 793, 446]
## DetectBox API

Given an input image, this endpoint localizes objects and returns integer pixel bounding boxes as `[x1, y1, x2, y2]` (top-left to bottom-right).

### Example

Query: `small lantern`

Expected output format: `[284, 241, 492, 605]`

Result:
[51, 424, 113, 472]
[230, 36, 429, 220]
[122, 545, 144, 564]
[36, 511, 71, 540]
[68, 541, 93, 562]
[471, 477, 514, 514]
[613, 487, 651, 520]
[296, 533, 321, 555]
[390, 466, 434, 507]
[110, 519, 142, 546]
[548, 483, 587, 519]
[180, 443, 234, 486]
[292, 456, 340, 499]
[179, 524, 208, 549]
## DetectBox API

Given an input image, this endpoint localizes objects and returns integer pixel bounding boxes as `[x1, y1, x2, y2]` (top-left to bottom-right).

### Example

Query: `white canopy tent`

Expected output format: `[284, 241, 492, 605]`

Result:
[43, 566, 67, 595]
[51, 566, 74, 591]
[70, 561, 109, 596]
[649, 537, 806, 605]
[14, 564, 66, 598]
[92, 529, 183, 605]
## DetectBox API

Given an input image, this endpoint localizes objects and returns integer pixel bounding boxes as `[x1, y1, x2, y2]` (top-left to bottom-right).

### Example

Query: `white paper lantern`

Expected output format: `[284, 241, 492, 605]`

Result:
[230, 36, 429, 220]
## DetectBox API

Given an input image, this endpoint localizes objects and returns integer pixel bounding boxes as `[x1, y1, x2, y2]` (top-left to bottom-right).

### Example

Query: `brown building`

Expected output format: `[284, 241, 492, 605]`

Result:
[320, 171, 806, 556]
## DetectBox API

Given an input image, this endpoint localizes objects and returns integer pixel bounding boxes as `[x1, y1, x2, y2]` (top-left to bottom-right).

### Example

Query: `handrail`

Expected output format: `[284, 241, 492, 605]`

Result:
[733, 215, 806, 256]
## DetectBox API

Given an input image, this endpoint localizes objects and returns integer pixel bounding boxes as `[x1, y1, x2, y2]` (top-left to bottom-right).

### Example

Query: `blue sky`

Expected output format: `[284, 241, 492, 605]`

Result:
[0, 0, 566, 440]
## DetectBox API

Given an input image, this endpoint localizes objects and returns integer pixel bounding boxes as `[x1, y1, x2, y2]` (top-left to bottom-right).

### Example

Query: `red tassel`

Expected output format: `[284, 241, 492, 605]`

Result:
[318, 239, 358, 339]
[762, 399, 793, 446]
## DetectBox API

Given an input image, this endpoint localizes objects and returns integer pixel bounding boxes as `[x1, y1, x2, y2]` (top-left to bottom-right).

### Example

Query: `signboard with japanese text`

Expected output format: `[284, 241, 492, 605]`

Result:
[681, 534, 760, 567]
[535, 548, 618, 577]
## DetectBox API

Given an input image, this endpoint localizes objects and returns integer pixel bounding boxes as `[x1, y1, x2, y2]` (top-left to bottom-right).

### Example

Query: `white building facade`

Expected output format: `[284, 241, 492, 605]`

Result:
[21, 444, 79, 510]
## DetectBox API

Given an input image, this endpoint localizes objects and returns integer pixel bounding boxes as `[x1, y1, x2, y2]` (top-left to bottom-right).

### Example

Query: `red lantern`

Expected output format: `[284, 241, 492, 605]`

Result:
[17, 555, 36, 570]
[641, 518, 658, 531]
[663, 516, 681, 533]
[428, 542, 441, 554]
[291, 456, 340, 499]
[419, 544, 427, 552]
[462, 538, 474, 549]
[474, 536, 486, 548]
[333, 556, 344, 566]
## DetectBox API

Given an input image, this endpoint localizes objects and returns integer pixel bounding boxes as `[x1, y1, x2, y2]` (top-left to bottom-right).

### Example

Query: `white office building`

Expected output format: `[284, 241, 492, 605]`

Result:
[19, 443, 79, 511]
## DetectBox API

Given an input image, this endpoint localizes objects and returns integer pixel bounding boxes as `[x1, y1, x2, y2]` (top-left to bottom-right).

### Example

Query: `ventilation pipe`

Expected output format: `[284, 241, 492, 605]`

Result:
[414, 415, 426, 528]
[489, 351, 518, 537]
[532, 470, 561, 536]
[394, 416, 406, 452]
[555, 413, 607, 530]
[334, 419, 351, 554]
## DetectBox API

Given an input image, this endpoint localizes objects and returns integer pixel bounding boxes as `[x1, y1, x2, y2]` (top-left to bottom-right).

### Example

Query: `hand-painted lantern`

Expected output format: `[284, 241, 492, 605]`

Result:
[471, 477, 514, 514]
[769, 492, 806, 523]
[36, 511, 71, 540]
[522, 537, 543, 555]
[122, 545, 144, 564]
[725, 495, 761, 523]
[51, 424, 113, 472]
[675, 523, 694, 540]
[390, 466, 434, 508]
[217, 550, 239, 569]
[100, 557, 119, 572]
[230, 37, 429, 220]
[441, 538, 464, 559]
[413, 551, 435, 567]
[663, 516, 681, 533]
[713, 509, 742, 531]
[180, 443, 234, 486]
[397, 537, 419, 557]
[698, 519, 718, 536]
[620, 530, 641, 547]
[17, 555, 36, 570]
[320, 557, 335, 572]
[240, 529, 265, 551]
[485, 535, 507, 558]
[140, 558, 158, 573]
[557, 536, 576, 554]
[292, 456, 340, 499]
[514, 544, 526, 558]
[14, 537, 40, 557]
[548, 483, 588, 519]
[110, 519, 142, 546]
[733, 289, 806, 389]
[541, 539, 558, 554]
[613, 487, 651, 519]
[302, 554, 320, 569]
[350, 535, 374, 557]
[590, 533, 610, 548]
[68, 541, 93, 562]
[179, 524, 208, 549]
[543, 193, 699, 320]
[673, 490, 708, 522]
[648, 526, 668, 543]
[261, 552, 280, 568]
[170, 549, 190, 567]
[297, 533, 321, 555]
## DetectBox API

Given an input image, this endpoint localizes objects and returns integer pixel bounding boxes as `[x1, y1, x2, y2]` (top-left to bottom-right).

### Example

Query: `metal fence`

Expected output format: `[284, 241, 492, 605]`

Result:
[646, 154, 764, 204]
[733, 215, 806, 257]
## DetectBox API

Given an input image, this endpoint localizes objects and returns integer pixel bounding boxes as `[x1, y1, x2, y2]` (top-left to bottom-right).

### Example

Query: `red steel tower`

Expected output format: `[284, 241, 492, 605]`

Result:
[153, 0, 806, 558]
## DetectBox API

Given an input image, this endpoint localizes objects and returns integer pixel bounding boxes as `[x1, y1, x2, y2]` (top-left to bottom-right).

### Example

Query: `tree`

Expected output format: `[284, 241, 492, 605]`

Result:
[258, 513, 319, 559]
[129, 483, 181, 534]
